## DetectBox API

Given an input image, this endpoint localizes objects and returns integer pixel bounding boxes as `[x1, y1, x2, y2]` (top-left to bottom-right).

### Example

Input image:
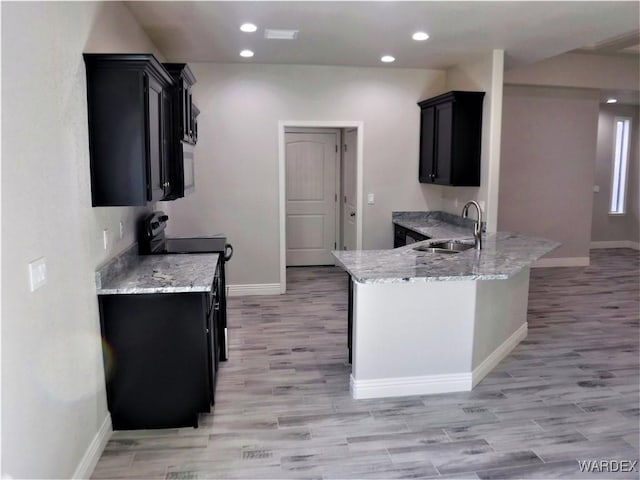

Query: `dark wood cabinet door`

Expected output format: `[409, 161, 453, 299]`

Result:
[146, 75, 164, 202]
[434, 102, 453, 185]
[161, 88, 174, 198]
[419, 106, 436, 182]
[417, 91, 484, 186]
[163, 63, 197, 146]
[187, 89, 194, 142]
[394, 225, 406, 248]
[84, 54, 176, 206]
[393, 224, 429, 247]
[99, 292, 211, 430]
[178, 83, 194, 143]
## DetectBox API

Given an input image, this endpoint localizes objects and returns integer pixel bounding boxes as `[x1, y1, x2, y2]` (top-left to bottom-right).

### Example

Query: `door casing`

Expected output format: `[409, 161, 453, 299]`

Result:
[342, 128, 358, 251]
[278, 121, 364, 293]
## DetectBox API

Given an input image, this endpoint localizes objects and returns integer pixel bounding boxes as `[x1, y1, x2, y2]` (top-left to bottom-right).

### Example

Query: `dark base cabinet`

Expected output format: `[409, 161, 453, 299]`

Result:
[99, 290, 218, 430]
[394, 224, 429, 247]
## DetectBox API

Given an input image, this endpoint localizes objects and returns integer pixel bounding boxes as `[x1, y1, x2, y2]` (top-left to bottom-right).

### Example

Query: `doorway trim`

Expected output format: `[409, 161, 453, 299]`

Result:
[278, 120, 364, 293]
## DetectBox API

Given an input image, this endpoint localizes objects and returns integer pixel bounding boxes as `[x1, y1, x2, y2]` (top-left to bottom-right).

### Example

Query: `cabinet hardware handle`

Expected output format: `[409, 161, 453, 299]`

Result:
[350, 212, 356, 217]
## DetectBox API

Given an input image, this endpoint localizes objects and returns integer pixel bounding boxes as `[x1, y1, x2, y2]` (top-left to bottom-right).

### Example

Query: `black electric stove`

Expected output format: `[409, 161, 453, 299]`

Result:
[139, 211, 232, 361]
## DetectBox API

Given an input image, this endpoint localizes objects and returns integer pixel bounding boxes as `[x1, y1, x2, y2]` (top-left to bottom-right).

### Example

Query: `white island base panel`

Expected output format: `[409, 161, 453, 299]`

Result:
[350, 268, 530, 399]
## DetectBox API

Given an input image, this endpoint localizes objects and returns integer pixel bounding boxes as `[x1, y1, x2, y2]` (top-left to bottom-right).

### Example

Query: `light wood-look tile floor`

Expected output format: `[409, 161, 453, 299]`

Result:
[92, 249, 639, 479]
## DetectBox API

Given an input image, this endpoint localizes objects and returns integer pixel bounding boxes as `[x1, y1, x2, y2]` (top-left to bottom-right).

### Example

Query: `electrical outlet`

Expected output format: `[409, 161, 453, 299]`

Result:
[103, 229, 109, 250]
[367, 193, 375, 205]
[119, 221, 124, 240]
[28, 257, 47, 292]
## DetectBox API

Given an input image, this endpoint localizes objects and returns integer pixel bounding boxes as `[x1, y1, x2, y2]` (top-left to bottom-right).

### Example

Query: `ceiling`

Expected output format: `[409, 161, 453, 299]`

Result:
[125, 1, 639, 70]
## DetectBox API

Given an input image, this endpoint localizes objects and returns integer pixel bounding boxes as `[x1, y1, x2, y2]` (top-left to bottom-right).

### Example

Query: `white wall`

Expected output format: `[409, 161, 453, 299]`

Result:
[591, 104, 640, 244]
[505, 52, 640, 92]
[498, 86, 600, 262]
[165, 63, 446, 286]
[2, 2, 162, 477]
[472, 267, 529, 369]
[440, 50, 504, 232]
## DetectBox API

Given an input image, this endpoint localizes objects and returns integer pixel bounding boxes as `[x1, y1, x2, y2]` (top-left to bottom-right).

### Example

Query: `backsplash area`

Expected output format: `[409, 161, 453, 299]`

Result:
[392, 211, 486, 232]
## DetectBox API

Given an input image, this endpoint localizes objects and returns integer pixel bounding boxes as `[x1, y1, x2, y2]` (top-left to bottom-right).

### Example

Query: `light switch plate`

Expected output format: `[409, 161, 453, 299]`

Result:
[367, 193, 375, 205]
[593, 185, 600, 193]
[28, 257, 47, 292]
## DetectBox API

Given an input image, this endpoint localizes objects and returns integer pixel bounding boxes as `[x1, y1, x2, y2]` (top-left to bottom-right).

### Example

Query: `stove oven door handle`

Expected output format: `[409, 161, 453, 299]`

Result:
[224, 243, 233, 262]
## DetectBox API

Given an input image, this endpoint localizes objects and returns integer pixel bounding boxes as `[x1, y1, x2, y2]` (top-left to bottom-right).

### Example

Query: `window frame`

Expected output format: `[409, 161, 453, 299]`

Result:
[609, 116, 632, 216]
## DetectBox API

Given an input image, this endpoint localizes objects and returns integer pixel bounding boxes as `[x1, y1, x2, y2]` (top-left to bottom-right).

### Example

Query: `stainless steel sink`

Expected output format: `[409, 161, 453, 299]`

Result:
[413, 240, 474, 254]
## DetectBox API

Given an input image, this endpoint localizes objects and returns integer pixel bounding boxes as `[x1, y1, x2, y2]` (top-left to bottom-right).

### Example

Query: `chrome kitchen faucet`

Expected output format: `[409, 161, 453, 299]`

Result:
[461, 201, 483, 250]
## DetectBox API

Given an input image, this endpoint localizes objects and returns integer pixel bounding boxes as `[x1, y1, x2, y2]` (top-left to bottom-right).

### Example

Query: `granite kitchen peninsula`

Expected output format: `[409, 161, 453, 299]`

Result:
[332, 211, 559, 400]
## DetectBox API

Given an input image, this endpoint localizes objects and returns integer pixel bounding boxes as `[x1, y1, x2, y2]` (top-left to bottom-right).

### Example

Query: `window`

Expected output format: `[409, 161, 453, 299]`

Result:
[610, 117, 632, 215]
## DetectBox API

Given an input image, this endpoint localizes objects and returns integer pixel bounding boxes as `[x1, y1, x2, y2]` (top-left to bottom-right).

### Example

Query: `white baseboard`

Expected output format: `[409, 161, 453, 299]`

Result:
[472, 323, 528, 388]
[532, 256, 590, 268]
[227, 283, 282, 297]
[72, 414, 112, 479]
[350, 323, 529, 400]
[350, 372, 472, 399]
[590, 240, 640, 250]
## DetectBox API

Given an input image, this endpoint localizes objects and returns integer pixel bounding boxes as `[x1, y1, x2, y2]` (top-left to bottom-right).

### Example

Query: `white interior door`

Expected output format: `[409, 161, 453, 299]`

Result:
[286, 132, 338, 266]
[342, 129, 357, 250]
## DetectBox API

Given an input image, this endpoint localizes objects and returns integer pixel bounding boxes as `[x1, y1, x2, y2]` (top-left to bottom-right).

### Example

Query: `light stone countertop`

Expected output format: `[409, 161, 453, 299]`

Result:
[392, 211, 479, 239]
[333, 214, 560, 283]
[96, 253, 219, 295]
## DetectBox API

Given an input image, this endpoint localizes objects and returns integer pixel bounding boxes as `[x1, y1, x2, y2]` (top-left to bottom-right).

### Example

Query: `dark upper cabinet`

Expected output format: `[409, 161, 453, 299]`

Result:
[418, 91, 485, 187]
[161, 63, 198, 200]
[84, 54, 174, 206]
[191, 103, 200, 145]
[163, 63, 197, 145]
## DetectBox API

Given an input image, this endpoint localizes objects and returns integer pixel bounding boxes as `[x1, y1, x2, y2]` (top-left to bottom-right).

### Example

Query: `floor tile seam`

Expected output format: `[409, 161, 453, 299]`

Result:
[573, 424, 637, 444]
[414, 448, 543, 477]
[529, 444, 621, 464]
[386, 448, 441, 476]
[539, 397, 594, 409]
[121, 452, 136, 469]
[484, 427, 592, 449]
[108, 443, 211, 454]
[472, 458, 581, 478]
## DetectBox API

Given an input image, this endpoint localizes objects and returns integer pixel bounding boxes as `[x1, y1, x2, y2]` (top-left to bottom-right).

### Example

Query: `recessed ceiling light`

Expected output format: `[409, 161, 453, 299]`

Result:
[240, 23, 257, 33]
[412, 31, 430, 41]
[606, 98, 618, 104]
[381, 55, 395, 63]
[240, 49, 254, 58]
